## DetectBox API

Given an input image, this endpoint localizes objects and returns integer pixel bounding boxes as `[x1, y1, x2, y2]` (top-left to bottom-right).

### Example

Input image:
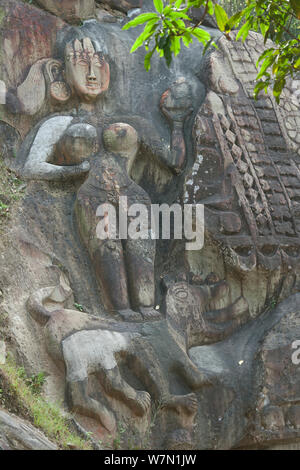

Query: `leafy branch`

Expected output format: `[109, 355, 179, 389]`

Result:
[123, 0, 300, 101]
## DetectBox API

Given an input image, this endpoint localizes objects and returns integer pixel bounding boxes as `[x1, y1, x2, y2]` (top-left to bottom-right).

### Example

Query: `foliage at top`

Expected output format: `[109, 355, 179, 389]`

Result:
[123, 0, 300, 102]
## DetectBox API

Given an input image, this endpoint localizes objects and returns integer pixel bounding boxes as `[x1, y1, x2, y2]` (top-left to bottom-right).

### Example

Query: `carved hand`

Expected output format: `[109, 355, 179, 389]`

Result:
[61, 160, 90, 177]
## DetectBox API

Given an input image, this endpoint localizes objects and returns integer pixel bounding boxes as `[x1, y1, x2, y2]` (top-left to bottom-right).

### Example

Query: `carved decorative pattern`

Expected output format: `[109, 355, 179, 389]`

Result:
[187, 32, 300, 270]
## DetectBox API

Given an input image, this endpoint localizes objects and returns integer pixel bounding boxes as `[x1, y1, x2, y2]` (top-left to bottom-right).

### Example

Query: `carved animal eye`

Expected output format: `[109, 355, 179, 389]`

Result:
[174, 288, 188, 299]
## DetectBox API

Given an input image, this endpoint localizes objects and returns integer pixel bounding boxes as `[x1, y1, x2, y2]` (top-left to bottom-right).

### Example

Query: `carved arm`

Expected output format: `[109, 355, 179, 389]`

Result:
[23, 116, 96, 181]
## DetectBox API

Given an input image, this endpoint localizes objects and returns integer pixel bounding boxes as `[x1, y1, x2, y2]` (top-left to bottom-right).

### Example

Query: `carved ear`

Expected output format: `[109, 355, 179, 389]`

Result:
[45, 59, 71, 104]
[100, 60, 110, 94]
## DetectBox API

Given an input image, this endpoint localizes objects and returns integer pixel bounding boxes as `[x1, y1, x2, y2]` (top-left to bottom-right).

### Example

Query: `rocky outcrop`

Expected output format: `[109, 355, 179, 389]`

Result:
[36, 0, 95, 23]
[0, 0, 299, 450]
[0, 409, 57, 450]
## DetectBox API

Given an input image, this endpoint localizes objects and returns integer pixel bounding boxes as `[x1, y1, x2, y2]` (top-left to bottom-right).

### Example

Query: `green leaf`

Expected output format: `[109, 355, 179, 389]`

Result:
[236, 21, 251, 41]
[203, 38, 218, 55]
[144, 48, 156, 71]
[122, 13, 158, 30]
[214, 4, 229, 32]
[256, 48, 274, 64]
[207, 0, 214, 16]
[144, 18, 159, 33]
[158, 34, 169, 49]
[163, 5, 172, 15]
[168, 11, 191, 20]
[273, 77, 286, 103]
[182, 32, 193, 47]
[191, 27, 211, 43]
[172, 19, 187, 30]
[256, 55, 275, 79]
[227, 11, 244, 29]
[154, 0, 164, 14]
[254, 80, 269, 99]
[260, 22, 268, 36]
[130, 25, 157, 53]
[171, 36, 181, 56]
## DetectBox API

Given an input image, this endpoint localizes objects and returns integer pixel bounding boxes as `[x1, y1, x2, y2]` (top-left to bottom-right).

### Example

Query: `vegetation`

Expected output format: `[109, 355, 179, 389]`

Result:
[123, 0, 300, 101]
[220, 0, 299, 40]
[0, 355, 92, 449]
[0, 158, 26, 232]
[98, 401, 163, 450]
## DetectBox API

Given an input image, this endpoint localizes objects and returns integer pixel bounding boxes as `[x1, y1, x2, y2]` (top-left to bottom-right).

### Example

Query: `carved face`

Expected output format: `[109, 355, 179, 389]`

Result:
[65, 38, 110, 102]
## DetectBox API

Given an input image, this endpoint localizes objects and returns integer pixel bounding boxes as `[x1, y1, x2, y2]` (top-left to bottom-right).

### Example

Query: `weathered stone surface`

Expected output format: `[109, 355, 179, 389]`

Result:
[12, 30, 194, 320]
[36, 0, 95, 23]
[0, 0, 299, 451]
[184, 31, 300, 317]
[96, 0, 142, 14]
[0, 409, 57, 450]
[26, 275, 250, 445]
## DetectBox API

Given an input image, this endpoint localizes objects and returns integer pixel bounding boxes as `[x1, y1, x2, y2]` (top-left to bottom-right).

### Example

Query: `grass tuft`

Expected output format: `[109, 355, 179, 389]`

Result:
[0, 355, 92, 450]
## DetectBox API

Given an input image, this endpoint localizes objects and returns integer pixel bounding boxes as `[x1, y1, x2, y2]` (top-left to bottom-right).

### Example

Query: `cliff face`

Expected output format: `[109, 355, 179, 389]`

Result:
[0, 0, 299, 450]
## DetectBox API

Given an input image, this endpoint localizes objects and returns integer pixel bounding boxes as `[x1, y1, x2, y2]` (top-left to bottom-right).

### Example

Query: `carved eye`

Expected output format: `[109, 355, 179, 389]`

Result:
[94, 55, 105, 67]
[78, 60, 89, 67]
[93, 59, 102, 68]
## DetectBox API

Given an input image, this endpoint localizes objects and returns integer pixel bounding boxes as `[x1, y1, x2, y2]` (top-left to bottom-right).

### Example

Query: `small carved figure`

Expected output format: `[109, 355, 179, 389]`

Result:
[75, 122, 160, 321]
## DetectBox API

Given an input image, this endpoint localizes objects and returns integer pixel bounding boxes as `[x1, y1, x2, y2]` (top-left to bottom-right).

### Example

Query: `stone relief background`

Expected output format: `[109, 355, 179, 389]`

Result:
[0, 0, 299, 450]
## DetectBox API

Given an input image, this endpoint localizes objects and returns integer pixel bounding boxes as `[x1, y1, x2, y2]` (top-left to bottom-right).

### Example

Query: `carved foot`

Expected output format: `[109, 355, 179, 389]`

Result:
[123, 389, 151, 417]
[87, 397, 117, 433]
[179, 361, 215, 390]
[140, 306, 162, 321]
[68, 381, 116, 432]
[134, 390, 152, 416]
[162, 393, 198, 417]
[118, 309, 143, 322]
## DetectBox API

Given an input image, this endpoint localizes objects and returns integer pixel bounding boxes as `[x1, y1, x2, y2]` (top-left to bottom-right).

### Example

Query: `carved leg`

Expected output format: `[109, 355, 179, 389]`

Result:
[66, 378, 116, 433]
[128, 342, 198, 434]
[100, 366, 151, 417]
[175, 357, 214, 390]
[124, 238, 161, 320]
[92, 241, 143, 321]
[75, 198, 142, 321]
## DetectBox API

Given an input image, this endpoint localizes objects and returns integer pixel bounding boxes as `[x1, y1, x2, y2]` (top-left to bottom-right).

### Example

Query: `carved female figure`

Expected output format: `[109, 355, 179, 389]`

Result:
[16, 36, 193, 321]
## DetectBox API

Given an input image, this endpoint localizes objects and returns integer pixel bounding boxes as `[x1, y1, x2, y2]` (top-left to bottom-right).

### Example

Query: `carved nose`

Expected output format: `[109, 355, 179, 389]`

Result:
[87, 66, 97, 81]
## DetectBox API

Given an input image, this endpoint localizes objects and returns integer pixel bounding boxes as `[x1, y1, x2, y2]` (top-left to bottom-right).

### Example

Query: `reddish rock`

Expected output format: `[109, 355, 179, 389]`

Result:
[261, 406, 285, 431]
[36, 0, 95, 23]
[1, 0, 65, 89]
[96, 0, 142, 13]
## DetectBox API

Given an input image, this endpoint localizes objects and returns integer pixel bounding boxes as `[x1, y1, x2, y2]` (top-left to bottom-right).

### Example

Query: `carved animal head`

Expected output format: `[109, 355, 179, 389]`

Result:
[165, 280, 214, 346]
